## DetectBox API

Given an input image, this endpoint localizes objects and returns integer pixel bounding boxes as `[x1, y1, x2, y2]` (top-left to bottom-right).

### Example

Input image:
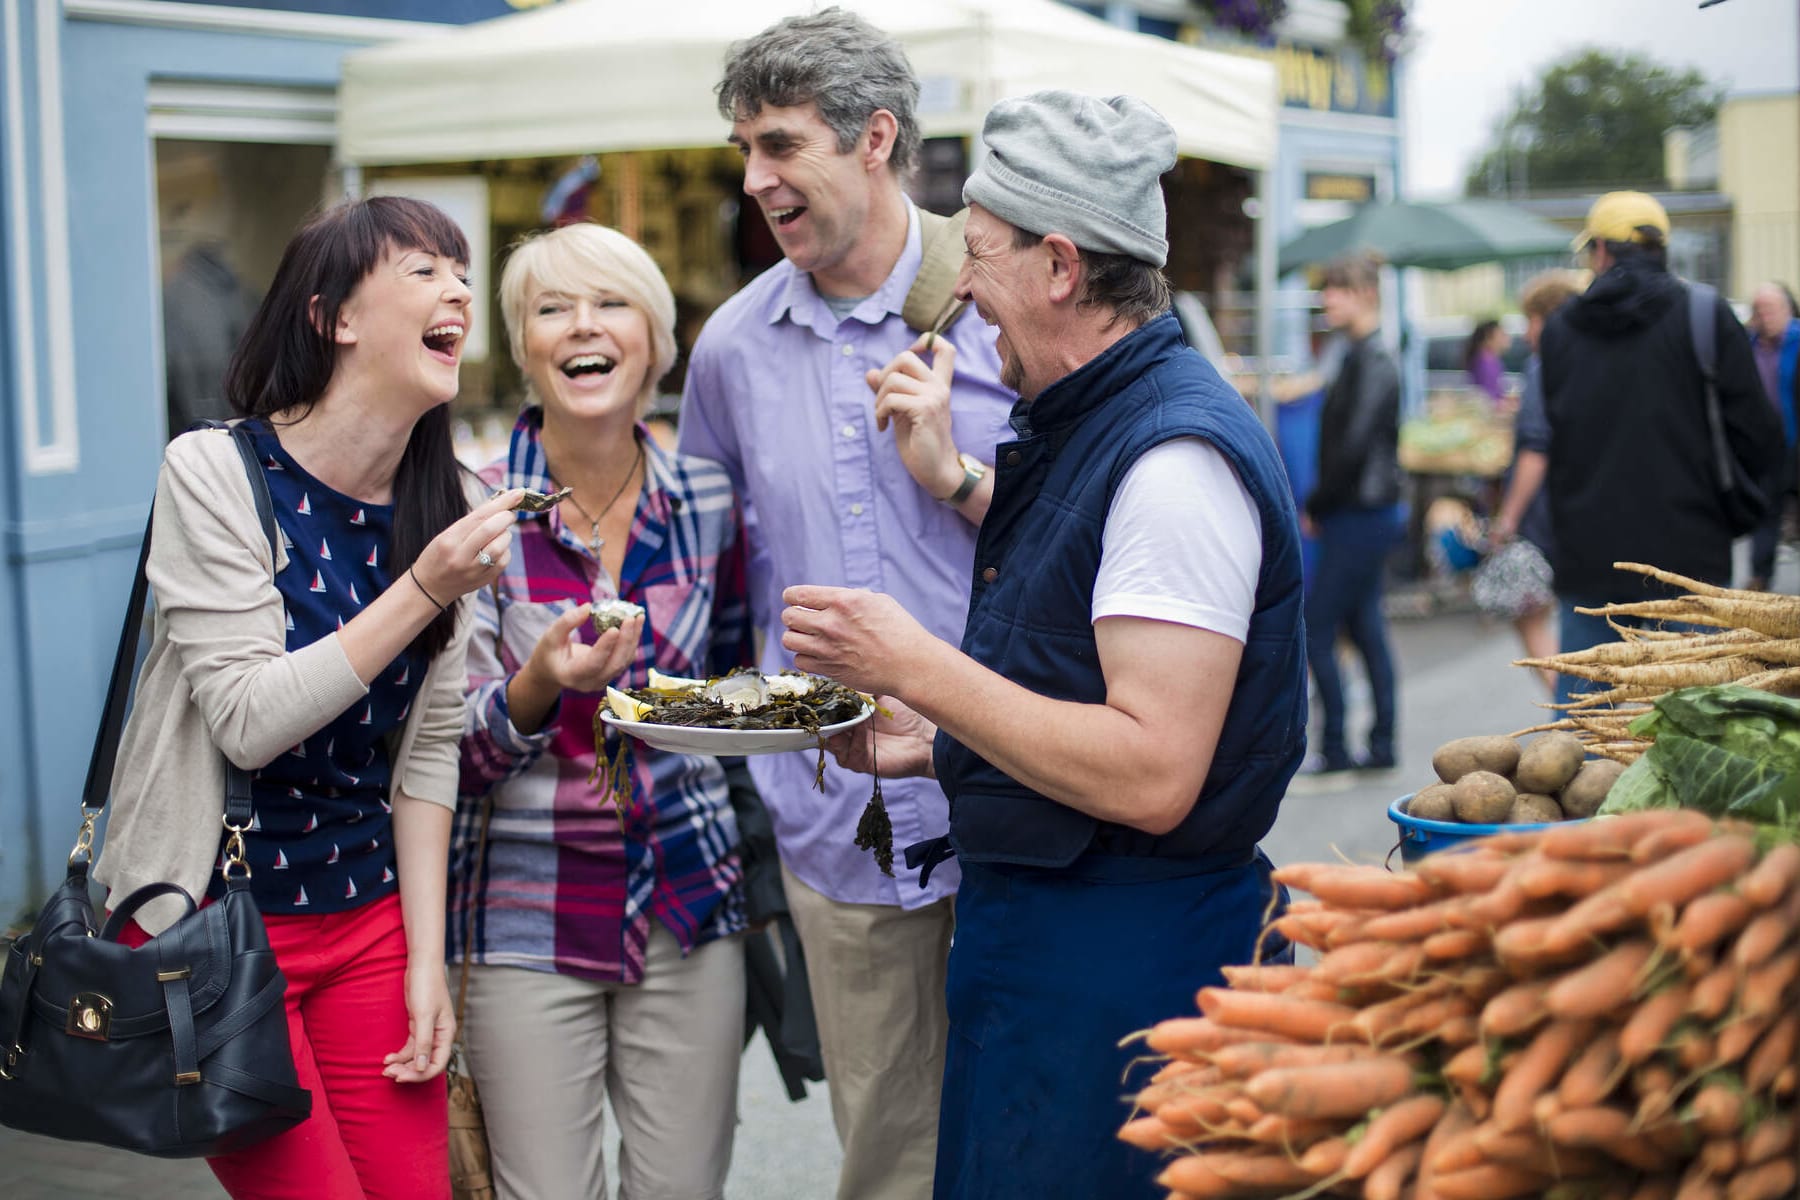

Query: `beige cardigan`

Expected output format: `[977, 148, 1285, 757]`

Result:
[94, 426, 473, 934]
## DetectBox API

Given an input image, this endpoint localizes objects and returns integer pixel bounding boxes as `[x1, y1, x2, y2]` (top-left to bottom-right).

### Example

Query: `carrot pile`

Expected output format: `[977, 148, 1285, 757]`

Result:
[1122, 810, 1800, 1199]
[1514, 563, 1800, 764]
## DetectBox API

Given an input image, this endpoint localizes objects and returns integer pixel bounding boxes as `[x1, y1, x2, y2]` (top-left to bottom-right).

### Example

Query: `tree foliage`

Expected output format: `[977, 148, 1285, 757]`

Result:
[1464, 49, 1722, 196]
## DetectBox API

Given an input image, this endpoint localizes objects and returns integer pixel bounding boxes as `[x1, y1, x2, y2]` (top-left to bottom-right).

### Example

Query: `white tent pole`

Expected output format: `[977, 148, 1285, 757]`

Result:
[1253, 165, 1276, 435]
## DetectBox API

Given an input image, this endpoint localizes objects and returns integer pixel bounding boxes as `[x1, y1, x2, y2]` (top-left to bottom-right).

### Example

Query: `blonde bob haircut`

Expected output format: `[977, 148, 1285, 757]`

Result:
[499, 223, 678, 415]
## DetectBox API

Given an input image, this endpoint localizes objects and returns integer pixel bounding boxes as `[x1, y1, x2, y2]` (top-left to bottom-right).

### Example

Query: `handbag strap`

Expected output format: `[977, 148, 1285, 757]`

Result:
[77, 422, 275, 852]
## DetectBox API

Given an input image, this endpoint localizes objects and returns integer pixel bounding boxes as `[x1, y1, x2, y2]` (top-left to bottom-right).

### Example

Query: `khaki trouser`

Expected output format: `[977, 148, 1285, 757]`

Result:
[782, 863, 955, 1200]
[460, 926, 745, 1200]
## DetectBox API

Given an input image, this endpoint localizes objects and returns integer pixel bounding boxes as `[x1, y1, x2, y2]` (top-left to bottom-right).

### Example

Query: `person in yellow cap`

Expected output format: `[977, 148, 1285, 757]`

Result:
[1540, 191, 1783, 703]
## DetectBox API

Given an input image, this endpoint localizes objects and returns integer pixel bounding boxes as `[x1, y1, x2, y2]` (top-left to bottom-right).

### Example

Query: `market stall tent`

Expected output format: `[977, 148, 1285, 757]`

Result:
[336, 0, 1277, 170]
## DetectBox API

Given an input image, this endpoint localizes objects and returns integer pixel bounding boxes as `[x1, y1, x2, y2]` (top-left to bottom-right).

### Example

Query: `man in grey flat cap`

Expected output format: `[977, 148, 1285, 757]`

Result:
[780, 90, 1306, 1197]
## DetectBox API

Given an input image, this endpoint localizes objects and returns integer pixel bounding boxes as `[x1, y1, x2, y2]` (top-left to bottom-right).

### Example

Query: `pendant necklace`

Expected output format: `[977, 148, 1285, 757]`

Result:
[559, 441, 644, 558]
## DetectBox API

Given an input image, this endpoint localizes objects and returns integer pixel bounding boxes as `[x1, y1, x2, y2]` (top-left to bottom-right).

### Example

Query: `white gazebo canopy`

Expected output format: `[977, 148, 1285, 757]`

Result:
[337, 0, 1277, 170]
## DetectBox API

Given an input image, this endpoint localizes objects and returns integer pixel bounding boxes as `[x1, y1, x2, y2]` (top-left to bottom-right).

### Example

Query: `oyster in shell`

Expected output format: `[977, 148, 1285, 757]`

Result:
[704, 669, 770, 713]
[591, 597, 646, 634]
[515, 485, 574, 513]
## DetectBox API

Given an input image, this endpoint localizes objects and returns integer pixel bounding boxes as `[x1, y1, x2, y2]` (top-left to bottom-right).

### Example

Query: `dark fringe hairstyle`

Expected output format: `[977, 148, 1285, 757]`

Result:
[1464, 318, 1502, 371]
[223, 195, 472, 661]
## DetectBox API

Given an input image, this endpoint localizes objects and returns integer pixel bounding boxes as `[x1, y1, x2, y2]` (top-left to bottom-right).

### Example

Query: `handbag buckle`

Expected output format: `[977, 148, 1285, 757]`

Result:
[0, 1044, 20, 1080]
[67, 810, 99, 868]
[66, 992, 113, 1041]
[221, 816, 253, 881]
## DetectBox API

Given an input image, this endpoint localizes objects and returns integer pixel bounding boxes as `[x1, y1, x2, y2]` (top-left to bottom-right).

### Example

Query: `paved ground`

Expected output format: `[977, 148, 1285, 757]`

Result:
[2, 567, 1776, 1197]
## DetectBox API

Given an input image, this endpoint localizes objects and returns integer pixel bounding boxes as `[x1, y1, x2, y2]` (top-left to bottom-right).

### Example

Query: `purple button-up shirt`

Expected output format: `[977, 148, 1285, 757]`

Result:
[679, 203, 1015, 909]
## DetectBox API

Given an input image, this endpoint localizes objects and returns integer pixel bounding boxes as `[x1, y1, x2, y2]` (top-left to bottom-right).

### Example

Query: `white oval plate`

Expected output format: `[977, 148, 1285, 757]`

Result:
[599, 705, 872, 757]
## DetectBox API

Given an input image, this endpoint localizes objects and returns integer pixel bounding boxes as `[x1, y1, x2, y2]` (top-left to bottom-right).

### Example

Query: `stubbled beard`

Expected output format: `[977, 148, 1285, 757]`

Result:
[1001, 353, 1024, 397]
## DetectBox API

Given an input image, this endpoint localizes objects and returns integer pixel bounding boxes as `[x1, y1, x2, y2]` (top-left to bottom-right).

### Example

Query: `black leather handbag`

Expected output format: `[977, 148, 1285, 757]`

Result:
[0, 421, 312, 1157]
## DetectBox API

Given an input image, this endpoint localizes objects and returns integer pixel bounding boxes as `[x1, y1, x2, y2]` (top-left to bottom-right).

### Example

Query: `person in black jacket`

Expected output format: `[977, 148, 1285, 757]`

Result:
[1301, 252, 1404, 775]
[1541, 192, 1783, 705]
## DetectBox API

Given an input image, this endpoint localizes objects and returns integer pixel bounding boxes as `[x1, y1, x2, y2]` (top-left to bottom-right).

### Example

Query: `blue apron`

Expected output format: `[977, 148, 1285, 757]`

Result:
[931, 851, 1287, 1199]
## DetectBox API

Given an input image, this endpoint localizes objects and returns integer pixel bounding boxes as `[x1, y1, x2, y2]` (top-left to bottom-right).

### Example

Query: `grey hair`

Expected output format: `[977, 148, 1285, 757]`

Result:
[716, 7, 922, 176]
[1010, 226, 1172, 332]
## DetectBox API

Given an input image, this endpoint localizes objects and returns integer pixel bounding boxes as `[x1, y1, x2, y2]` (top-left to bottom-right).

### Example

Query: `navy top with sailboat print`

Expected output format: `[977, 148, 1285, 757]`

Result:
[208, 420, 427, 915]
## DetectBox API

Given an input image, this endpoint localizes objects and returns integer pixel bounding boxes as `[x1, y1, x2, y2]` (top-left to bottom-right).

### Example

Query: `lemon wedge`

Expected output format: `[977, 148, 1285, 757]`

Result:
[646, 668, 707, 693]
[606, 686, 652, 723]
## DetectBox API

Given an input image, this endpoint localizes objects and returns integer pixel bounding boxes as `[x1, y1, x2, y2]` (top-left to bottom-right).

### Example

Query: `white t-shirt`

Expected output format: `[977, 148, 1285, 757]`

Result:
[1091, 437, 1263, 643]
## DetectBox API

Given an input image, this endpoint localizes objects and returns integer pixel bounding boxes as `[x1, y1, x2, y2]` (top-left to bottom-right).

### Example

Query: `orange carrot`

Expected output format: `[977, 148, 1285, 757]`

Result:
[1395, 993, 1479, 1043]
[1298, 1134, 1352, 1176]
[1118, 1115, 1183, 1151]
[1415, 852, 1514, 896]
[1416, 1100, 1477, 1200]
[1676, 1165, 1726, 1200]
[1716, 1013, 1773, 1066]
[1546, 1106, 1676, 1172]
[1741, 1114, 1795, 1166]
[1771, 1064, 1795, 1097]
[1443, 1042, 1493, 1090]
[1363, 1140, 1424, 1200]
[1243, 1056, 1417, 1119]
[1275, 862, 1438, 910]
[1243, 1112, 1341, 1148]
[1676, 1026, 1718, 1072]
[1558, 1025, 1623, 1109]
[1690, 958, 1739, 1021]
[1269, 909, 1359, 951]
[1431, 1163, 1551, 1199]
[1688, 1082, 1745, 1138]
[1459, 877, 1534, 931]
[1436, 1014, 1481, 1047]
[1513, 856, 1636, 900]
[1316, 940, 1410, 986]
[1632, 1179, 1680, 1200]
[1545, 938, 1656, 1019]
[1746, 1011, 1798, 1092]
[1155, 1088, 1239, 1135]
[1700, 1139, 1741, 1177]
[1540, 810, 1713, 861]
[1621, 834, 1760, 914]
[1541, 887, 1638, 955]
[1629, 815, 1726, 865]
[1148, 1017, 1295, 1058]
[1219, 963, 1313, 993]
[1480, 978, 1553, 1037]
[1157, 1150, 1316, 1193]
[1740, 945, 1800, 1017]
[1343, 1093, 1446, 1179]
[1733, 909, 1797, 970]
[1359, 896, 1474, 942]
[1725, 1160, 1796, 1200]
[1196, 988, 1357, 1042]
[1739, 843, 1800, 908]
[1671, 892, 1754, 958]
[1208, 1040, 1385, 1079]
[1493, 1019, 1593, 1132]
[1492, 914, 1568, 967]
[1424, 928, 1490, 961]
[1225, 1095, 1263, 1126]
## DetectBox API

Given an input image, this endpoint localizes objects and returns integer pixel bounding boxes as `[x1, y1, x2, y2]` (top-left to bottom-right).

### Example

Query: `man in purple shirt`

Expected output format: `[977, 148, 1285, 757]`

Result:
[678, 11, 1013, 1199]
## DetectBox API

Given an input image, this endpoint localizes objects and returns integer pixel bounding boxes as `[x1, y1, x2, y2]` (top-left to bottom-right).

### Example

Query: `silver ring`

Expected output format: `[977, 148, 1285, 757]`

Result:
[477, 551, 494, 568]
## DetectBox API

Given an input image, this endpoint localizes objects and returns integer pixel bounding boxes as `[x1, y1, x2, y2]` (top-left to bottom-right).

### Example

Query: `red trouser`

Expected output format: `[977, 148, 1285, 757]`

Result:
[124, 892, 448, 1199]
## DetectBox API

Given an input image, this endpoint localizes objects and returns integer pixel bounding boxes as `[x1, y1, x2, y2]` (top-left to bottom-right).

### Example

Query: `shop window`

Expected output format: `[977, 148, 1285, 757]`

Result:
[155, 139, 331, 438]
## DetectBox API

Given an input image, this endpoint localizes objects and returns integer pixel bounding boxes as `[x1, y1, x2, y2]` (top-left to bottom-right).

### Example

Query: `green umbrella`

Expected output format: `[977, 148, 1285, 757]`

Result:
[1278, 199, 1573, 275]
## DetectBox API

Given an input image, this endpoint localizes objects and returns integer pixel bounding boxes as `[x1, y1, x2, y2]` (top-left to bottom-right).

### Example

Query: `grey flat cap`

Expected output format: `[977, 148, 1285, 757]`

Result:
[963, 91, 1177, 267]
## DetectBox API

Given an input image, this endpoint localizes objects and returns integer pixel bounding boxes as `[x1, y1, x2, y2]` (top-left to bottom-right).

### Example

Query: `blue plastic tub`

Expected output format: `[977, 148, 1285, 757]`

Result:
[1387, 795, 1566, 864]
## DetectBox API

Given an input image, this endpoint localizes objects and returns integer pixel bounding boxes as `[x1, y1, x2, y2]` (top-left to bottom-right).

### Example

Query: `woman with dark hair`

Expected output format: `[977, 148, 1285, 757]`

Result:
[95, 195, 524, 1196]
[1465, 318, 1509, 403]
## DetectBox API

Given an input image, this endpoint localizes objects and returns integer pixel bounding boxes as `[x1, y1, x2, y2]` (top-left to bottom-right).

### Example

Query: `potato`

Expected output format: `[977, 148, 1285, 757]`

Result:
[1560, 758, 1626, 819]
[1515, 732, 1586, 794]
[1432, 735, 1521, 785]
[1508, 793, 1565, 824]
[1452, 771, 1516, 825]
[1408, 783, 1458, 823]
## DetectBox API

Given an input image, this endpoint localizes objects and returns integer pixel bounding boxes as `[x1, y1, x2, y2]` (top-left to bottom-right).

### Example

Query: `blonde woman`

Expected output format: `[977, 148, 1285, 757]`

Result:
[450, 223, 753, 1200]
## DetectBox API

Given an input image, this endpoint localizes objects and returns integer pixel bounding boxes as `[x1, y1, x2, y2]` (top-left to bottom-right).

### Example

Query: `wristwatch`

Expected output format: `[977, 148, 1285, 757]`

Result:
[940, 452, 988, 506]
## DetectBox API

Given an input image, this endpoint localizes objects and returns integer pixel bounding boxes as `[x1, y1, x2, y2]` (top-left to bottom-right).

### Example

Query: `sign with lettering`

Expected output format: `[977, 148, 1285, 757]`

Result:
[1227, 40, 1396, 120]
[1304, 172, 1377, 203]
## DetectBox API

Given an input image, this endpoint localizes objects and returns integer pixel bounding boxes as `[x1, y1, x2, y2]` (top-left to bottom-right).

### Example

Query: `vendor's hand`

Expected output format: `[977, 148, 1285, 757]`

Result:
[383, 960, 454, 1083]
[1298, 512, 1317, 540]
[524, 607, 642, 695]
[867, 335, 962, 501]
[411, 489, 524, 603]
[827, 695, 937, 779]
[780, 585, 938, 698]
[1489, 514, 1517, 547]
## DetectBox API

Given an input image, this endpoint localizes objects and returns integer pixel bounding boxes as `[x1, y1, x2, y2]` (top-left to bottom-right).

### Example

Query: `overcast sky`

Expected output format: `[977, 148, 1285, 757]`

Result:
[1404, 0, 1799, 198]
